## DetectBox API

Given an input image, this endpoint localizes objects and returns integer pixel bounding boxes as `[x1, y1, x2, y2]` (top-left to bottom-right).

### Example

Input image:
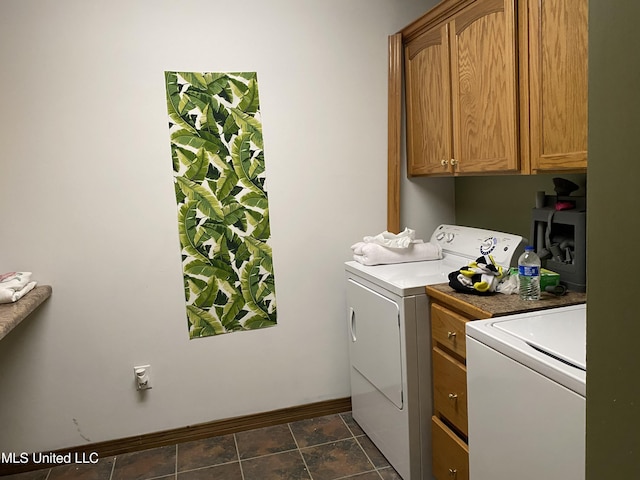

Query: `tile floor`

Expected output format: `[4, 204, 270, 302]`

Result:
[3, 412, 402, 480]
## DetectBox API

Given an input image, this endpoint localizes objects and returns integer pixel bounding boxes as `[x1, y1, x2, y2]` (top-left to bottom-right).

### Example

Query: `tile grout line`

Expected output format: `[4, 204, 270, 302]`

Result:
[332, 468, 384, 480]
[352, 436, 385, 480]
[175, 457, 240, 474]
[338, 412, 358, 438]
[174, 459, 240, 475]
[337, 413, 384, 480]
[296, 437, 358, 453]
[108, 455, 117, 480]
[287, 412, 387, 480]
[340, 413, 385, 480]
[235, 445, 299, 461]
[233, 433, 246, 480]
[287, 421, 314, 480]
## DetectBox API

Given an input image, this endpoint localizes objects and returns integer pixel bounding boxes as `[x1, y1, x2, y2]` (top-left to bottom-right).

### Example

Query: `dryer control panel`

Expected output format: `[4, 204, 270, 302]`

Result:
[430, 224, 527, 268]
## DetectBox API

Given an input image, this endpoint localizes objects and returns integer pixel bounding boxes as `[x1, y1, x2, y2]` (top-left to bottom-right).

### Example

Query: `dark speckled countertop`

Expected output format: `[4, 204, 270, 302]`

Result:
[0, 285, 52, 340]
[426, 283, 586, 320]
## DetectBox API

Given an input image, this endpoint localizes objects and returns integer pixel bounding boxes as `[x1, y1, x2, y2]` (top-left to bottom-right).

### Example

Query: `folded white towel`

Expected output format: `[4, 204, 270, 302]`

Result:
[0, 281, 37, 304]
[0, 272, 32, 290]
[362, 228, 417, 249]
[351, 241, 442, 266]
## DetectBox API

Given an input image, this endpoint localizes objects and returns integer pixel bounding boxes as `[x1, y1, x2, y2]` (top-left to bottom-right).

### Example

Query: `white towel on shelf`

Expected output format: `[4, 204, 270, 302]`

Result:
[351, 241, 442, 266]
[0, 271, 32, 290]
[362, 227, 417, 249]
[0, 281, 37, 304]
[0, 272, 37, 304]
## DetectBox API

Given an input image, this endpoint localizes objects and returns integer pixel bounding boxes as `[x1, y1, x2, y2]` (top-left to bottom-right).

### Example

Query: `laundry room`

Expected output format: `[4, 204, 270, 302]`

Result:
[0, 1, 639, 480]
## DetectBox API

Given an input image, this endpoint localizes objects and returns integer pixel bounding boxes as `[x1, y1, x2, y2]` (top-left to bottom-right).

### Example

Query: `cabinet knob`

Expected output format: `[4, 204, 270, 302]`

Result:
[449, 468, 458, 477]
[441, 159, 449, 167]
[450, 158, 458, 166]
[447, 331, 457, 339]
[448, 393, 458, 400]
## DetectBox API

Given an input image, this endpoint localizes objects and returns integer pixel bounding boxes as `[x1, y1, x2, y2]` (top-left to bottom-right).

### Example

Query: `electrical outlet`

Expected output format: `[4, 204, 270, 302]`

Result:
[133, 365, 152, 390]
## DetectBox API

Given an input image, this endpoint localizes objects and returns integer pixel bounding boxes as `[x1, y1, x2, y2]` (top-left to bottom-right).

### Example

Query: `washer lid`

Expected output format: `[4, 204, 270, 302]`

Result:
[466, 304, 586, 396]
[494, 307, 586, 371]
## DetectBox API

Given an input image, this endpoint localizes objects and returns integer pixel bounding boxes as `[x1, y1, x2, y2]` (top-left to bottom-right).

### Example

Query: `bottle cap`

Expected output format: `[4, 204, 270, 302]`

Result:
[525, 245, 534, 251]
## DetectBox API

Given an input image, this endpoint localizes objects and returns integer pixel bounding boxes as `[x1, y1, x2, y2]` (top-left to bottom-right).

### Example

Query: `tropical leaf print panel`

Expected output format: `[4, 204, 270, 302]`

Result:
[165, 71, 277, 339]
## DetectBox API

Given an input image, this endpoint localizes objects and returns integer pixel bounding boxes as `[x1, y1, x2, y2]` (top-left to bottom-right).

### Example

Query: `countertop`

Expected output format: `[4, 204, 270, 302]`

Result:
[0, 285, 52, 341]
[426, 283, 586, 319]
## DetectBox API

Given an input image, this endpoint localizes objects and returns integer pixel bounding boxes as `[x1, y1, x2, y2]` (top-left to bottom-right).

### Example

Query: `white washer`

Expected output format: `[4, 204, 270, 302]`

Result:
[466, 304, 586, 480]
[345, 225, 525, 480]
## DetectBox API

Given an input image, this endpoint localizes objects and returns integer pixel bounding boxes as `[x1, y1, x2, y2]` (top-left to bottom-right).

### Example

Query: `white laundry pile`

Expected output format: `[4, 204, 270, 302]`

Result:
[0, 272, 37, 304]
[351, 228, 442, 266]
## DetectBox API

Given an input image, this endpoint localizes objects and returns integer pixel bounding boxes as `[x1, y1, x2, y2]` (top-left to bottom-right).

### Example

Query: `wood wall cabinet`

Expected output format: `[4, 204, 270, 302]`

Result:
[398, 0, 588, 178]
[404, 0, 519, 176]
[528, 0, 588, 172]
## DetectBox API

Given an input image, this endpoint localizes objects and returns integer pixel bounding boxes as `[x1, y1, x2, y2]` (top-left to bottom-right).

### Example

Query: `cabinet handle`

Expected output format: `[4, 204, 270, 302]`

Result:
[447, 331, 457, 339]
[441, 159, 449, 167]
[448, 393, 458, 400]
[450, 158, 458, 166]
[448, 468, 458, 477]
[349, 307, 356, 342]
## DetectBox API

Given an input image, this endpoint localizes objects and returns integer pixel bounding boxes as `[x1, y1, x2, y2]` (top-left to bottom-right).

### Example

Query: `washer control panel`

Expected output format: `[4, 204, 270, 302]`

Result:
[430, 224, 527, 267]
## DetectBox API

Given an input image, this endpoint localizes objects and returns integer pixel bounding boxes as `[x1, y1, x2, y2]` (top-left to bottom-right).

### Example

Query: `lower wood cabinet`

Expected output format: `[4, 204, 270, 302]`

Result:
[432, 415, 469, 480]
[430, 300, 484, 480]
[427, 284, 587, 479]
[433, 346, 468, 436]
[431, 303, 468, 358]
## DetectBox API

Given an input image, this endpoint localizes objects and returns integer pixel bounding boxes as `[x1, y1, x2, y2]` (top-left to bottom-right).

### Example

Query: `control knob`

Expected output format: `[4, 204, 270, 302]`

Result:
[480, 237, 496, 254]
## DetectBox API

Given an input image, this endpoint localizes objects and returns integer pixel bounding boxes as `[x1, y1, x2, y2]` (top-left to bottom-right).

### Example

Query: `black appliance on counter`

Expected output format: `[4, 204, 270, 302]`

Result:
[530, 180, 586, 292]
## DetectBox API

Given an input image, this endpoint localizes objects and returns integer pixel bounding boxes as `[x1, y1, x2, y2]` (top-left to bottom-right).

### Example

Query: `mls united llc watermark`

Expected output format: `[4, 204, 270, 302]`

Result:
[1, 451, 99, 465]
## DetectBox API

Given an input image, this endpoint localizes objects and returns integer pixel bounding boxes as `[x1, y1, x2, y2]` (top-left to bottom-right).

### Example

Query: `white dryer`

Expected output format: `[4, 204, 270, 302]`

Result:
[345, 225, 525, 480]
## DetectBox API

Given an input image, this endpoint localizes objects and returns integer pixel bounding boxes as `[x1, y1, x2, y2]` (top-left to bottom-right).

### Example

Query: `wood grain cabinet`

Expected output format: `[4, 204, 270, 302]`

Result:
[404, 23, 451, 176]
[432, 416, 470, 480]
[404, 0, 519, 176]
[527, 0, 588, 172]
[430, 301, 481, 480]
[400, 0, 588, 177]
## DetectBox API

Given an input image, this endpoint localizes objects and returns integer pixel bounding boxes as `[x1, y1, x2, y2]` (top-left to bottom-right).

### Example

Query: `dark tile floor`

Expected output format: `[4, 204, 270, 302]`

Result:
[3, 412, 402, 480]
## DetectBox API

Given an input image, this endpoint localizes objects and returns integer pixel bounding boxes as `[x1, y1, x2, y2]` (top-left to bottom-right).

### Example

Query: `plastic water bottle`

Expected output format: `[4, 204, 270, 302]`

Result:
[518, 246, 541, 301]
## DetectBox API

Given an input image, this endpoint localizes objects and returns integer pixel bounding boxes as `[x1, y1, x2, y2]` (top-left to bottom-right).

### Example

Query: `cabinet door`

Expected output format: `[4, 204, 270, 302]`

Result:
[432, 416, 470, 480]
[405, 24, 453, 176]
[433, 347, 468, 435]
[431, 303, 468, 360]
[450, 0, 519, 174]
[529, 0, 588, 172]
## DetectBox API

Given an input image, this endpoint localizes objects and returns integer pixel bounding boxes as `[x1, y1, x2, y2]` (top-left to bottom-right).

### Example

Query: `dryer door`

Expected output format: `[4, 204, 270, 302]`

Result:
[347, 279, 403, 408]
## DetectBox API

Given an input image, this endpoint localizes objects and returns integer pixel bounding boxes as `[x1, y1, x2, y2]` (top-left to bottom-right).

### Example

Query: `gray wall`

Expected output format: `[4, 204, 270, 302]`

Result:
[455, 174, 587, 241]
[586, 1, 640, 477]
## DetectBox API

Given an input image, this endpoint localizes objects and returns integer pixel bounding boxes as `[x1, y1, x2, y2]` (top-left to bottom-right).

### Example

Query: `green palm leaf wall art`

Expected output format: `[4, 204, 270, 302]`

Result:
[165, 71, 277, 338]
